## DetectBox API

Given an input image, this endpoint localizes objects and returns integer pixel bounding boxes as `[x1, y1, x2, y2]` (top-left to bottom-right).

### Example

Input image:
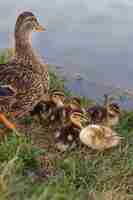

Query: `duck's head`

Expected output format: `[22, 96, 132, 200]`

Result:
[49, 90, 65, 108]
[15, 11, 45, 39]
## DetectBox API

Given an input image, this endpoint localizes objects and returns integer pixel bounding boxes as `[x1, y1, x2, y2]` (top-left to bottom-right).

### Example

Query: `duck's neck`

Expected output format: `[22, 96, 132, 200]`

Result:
[14, 31, 44, 70]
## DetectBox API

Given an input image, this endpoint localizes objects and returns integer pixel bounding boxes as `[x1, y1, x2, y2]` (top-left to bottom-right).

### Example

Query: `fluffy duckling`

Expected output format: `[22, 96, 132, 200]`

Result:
[79, 124, 122, 150]
[31, 90, 65, 124]
[64, 97, 85, 122]
[68, 97, 82, 110]
[55, 111, 87, 152]
[86, 95, 121, 127]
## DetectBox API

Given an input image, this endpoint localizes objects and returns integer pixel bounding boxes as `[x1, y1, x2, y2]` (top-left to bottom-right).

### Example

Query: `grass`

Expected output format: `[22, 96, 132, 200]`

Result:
[0, 50, 133, 199]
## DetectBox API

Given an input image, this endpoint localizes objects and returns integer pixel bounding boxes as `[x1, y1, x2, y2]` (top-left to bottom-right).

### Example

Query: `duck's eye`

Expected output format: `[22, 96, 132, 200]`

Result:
[67, 134, 73, 141]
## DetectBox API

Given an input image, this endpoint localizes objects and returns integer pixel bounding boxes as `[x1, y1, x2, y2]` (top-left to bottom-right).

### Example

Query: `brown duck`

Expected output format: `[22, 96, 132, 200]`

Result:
[0, 11, 49, 131]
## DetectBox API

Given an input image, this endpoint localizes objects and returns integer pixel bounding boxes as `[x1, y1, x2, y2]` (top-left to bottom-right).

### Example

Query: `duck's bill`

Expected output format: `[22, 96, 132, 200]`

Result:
[35, 24, 45, 32]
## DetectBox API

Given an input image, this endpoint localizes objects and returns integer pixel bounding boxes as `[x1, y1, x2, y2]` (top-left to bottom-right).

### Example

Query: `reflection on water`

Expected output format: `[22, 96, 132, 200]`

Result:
[0, 0, 133, 107]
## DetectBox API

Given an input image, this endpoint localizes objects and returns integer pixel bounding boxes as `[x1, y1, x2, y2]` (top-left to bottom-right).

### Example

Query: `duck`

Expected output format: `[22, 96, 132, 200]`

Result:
[31, 89, 65, 125]
[0, 11, 49, 131]
[86, 94, 121, 127]
[55, 111, 88, 152]
[79, 124, 122, 150]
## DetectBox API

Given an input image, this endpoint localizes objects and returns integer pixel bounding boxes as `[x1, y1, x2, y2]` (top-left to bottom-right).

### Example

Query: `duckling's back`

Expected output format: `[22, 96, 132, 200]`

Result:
[87, 106, 107, 124]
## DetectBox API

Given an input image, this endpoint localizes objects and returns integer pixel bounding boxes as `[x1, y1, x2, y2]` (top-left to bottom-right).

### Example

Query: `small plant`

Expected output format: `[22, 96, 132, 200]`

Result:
[115, 112, 133, 137]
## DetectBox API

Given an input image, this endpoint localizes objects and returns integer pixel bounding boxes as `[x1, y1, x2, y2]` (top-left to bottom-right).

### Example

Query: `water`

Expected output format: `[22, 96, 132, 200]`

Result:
[0, 0, 133, 108]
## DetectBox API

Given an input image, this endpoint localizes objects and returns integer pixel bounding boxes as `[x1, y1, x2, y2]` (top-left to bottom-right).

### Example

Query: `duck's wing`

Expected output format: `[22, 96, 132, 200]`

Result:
[0, 85, 16, 96]
[0, 63, 44, 116]
[0, 84, 17, 114]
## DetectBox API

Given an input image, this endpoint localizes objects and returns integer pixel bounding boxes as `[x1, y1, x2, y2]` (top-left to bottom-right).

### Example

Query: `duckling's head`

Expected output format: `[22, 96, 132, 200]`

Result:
[15, 11, 45, 39]
[107, 103, 120, 114]
[70, 111, 88, 129]
[69, 97, 81, 110]
[104, 94, 121, 116]
[107, 103, 121, 126]
[50, 90, 65, 108]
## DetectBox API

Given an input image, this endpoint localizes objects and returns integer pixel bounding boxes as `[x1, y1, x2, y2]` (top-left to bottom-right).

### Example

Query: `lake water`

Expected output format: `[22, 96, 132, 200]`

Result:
[0, 0, 133, 108]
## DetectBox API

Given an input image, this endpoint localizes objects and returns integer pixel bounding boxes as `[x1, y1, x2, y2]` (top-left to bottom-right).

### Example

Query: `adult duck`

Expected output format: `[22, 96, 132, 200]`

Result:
[0, 11, 49, 131]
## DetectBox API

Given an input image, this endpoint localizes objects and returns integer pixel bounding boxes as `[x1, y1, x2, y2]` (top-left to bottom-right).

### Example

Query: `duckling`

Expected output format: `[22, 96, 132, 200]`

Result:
[31, 90, 65, 125]
[55, 111, 87, 152]
[86, 94, 121, 127]
[79, 124, 122, 150]
[0, 11, 49, 131]
[106, 101, 121, 127]
[68, 97, 82, 110]
[64, 97, 85, 122]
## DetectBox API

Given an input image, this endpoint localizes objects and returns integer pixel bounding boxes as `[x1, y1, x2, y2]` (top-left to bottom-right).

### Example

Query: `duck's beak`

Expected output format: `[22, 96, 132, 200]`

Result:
[35, 24, 46, 32]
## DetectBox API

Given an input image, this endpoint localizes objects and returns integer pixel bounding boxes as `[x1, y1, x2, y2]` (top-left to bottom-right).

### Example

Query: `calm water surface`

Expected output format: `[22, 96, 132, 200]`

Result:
[0, 0, 133, 107]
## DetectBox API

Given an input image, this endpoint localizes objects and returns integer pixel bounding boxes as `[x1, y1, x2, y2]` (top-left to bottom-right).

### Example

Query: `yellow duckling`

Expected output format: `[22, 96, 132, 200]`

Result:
[79, 124, 122, 150]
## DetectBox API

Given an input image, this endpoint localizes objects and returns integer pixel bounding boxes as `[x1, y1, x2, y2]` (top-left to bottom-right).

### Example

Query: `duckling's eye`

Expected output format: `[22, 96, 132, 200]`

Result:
[52, 95, 58, 101]
[67, 134, 73, 141]
[53, 94, 58, 99]
[108, 113, 115, 118]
